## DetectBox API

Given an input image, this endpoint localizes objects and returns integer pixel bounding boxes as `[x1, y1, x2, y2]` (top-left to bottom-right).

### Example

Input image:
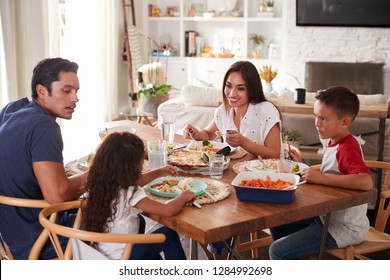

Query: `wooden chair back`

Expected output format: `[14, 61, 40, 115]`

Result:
[39, 200, 166, 260]
[310, 160, 390, 259]
[0, 195, 49, 260]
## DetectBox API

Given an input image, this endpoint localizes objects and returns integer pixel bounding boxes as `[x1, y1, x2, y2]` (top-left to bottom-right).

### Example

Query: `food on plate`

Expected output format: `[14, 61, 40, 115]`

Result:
[187, 139, 198, 150]
[202, 140, 213, 148]
[177, 178, 197, 190]
[250, 158, 278, 171]
[292, 163, 300, 173]
[148, 178, 199, 193]
[168, 151, 209, 168]
[149, 179, 180, 193]
[238, 175, 292, 189]
[166, 144, 174, 153]
[87, 153, 95, 165]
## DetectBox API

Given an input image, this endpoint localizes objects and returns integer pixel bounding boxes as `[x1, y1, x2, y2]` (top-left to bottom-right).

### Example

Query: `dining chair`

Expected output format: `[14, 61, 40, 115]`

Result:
[310, 160, 390, 259]
[324, 160, 390, 259]
[39, 200, 166, 260]
[0, 195, 49, 260]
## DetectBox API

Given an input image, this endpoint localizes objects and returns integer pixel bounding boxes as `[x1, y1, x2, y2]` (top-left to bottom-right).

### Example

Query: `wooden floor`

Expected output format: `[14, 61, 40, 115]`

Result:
[145, 208, 390, 260]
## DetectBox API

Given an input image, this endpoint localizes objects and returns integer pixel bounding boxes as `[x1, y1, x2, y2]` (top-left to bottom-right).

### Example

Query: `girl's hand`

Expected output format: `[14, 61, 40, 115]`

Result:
[159, 164, 178, 177]
[179, 190, 196, 202]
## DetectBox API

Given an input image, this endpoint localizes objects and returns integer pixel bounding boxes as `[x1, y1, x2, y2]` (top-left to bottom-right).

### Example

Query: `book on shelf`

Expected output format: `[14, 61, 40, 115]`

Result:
[185, 30, 197, 57]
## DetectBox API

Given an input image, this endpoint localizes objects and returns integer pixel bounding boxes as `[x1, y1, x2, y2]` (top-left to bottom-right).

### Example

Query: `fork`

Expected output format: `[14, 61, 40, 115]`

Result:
[257, 155, 266, 170]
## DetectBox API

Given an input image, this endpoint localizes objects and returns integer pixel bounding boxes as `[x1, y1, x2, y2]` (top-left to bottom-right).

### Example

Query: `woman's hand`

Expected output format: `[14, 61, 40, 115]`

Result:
[183, 124, 198, 139]
[225, 130, 243, 147]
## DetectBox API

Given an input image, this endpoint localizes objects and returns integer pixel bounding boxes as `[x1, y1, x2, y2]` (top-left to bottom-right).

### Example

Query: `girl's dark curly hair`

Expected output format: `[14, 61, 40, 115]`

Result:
[82, 132, 145, 233]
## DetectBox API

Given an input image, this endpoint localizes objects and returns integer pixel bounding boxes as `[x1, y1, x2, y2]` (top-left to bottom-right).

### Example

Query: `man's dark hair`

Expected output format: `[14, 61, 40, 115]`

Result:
[31, 57, 79, 99]
[315, 86, 360, 121]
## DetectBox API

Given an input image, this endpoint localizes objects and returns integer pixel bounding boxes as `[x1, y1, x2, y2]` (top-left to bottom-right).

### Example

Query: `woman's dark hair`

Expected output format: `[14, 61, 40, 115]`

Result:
[315, 86, 360, 121]
[82, 132, 145, 233]
[221, 61, 267, 112]
[31, 57, 79, 99]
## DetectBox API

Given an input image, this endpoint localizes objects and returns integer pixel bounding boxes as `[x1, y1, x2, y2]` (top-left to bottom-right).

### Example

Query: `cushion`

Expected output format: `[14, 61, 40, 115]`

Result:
[181, 85, 221, 107]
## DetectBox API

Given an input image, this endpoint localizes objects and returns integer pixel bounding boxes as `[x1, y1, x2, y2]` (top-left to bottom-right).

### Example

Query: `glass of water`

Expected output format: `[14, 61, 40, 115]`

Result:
[147, 140, 167, 169]
[209, 154, 225, 179]
[160, 114, 176, 143]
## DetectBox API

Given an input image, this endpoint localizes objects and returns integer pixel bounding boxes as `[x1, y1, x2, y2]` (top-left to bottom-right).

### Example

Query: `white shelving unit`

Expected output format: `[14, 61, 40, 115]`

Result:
[142, 0, 285, 60]
[141, 0, 285, 88]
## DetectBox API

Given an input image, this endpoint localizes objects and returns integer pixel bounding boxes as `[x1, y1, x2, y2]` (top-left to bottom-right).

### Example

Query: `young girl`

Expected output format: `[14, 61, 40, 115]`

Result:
[82, 132, 195, 260]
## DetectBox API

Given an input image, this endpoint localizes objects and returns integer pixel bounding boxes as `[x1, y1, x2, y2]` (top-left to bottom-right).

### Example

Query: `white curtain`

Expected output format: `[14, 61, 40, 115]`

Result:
[0, 0, 59, 108]
[59, 0, 123, 162]
[60, 0, 121, 124]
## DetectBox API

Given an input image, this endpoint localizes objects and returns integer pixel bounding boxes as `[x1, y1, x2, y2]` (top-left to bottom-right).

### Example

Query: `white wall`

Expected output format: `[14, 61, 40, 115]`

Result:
[284, 1, 390, 98]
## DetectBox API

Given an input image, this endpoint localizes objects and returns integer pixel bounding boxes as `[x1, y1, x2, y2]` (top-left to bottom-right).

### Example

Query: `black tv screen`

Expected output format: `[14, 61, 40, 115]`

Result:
[297, 0, 390, 28]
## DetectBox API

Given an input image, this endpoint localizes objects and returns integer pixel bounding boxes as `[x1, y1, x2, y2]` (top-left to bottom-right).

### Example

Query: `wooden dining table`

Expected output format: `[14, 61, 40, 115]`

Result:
[101, 120, 377, 260]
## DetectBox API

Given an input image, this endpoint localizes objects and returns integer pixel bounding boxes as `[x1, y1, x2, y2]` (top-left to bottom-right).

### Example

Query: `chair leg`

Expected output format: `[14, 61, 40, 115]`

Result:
[249, 231, 259, 259]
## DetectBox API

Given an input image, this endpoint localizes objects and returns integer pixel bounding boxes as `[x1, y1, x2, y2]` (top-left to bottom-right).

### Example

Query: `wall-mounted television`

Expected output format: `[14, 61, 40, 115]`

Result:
[296, 0, 390, 28]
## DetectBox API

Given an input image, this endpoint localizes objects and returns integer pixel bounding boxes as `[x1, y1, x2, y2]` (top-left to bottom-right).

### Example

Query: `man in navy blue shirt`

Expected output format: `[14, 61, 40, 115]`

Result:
[0, 58, 87, 259]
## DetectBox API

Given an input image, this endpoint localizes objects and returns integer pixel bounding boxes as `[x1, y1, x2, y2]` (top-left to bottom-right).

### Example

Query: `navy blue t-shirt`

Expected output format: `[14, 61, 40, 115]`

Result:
[0, 98, 63, 244]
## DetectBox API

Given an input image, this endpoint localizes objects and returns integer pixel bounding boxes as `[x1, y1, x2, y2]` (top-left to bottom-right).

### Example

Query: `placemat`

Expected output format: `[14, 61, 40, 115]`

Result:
[227, 148, 248, 160]
[144, 177, 231, 205]
[232, 161, 248, 174]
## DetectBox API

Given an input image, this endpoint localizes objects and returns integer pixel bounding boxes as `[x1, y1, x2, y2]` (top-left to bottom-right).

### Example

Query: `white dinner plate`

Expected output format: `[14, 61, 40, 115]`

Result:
[177, 157, 230, 175]
[98, 125, 136, 139]
[186, 140, 236, 154]
[77, 156, 89, 170]
[245, 159, 309, 174]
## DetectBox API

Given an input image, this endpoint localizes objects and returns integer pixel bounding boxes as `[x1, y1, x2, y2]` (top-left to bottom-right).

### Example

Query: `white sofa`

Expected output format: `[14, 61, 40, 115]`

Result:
[158, 85, 390, 161]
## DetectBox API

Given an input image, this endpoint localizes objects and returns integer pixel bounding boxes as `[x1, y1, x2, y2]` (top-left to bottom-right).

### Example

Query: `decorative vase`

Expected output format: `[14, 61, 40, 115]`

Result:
[264, 82, 273, 94]
[139, 94, 169, 117]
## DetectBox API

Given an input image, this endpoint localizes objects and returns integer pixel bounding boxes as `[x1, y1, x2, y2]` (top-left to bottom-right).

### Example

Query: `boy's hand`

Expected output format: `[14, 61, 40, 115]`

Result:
[301, 168, 322, 184]
[287, 149, 302, 162]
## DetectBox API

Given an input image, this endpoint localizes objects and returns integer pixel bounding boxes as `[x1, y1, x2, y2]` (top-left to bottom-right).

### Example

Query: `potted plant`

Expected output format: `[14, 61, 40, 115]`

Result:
[259, 65, 278, 94]
[285, 129, 302, 148]
[249, 33, 265, 58]
[136, 80, 172, 117]
[266, 0, 274, 12]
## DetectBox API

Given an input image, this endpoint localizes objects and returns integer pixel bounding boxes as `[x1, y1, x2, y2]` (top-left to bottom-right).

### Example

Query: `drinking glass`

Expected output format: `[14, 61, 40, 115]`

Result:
[160, 114, 176, 143]
[277, 159, 293, 173]
[209, 154, 225, 179]
[147, 140, 167, 169]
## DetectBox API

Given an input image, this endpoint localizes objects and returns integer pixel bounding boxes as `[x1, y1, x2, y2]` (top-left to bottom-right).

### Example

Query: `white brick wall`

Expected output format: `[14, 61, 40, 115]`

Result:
[285, 1, 390, 98]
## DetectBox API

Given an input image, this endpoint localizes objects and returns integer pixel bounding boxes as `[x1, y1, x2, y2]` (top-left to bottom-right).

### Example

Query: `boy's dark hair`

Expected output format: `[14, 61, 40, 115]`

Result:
[31, 57, 79, 99]
[315, 86, 360, 121]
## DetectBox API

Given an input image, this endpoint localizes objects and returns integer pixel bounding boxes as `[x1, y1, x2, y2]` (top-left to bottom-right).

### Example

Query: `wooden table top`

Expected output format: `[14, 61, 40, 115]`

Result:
[114, 120, 377, 245]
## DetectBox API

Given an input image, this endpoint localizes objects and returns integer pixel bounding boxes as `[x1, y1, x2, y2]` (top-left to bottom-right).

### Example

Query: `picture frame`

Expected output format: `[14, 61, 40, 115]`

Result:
[268, 43, 281, 60]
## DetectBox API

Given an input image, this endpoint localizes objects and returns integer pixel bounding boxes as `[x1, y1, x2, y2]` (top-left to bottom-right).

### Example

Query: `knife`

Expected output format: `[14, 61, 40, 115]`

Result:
[204, 189, 217, 202]
[174, 186, 202, 209]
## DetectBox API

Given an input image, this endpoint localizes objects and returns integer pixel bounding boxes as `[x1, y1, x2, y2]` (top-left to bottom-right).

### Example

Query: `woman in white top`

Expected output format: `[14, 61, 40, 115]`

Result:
[82, 132, 195, 260]
[183, 60, 282, 159]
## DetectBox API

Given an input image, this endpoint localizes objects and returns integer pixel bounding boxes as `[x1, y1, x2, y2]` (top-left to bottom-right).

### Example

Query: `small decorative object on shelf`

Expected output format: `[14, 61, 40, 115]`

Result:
[258, 0, 267, 12]
[259, 65, 278, 94]
[249, 33, 265, 59]
[266, 0, 274, 12]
